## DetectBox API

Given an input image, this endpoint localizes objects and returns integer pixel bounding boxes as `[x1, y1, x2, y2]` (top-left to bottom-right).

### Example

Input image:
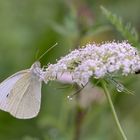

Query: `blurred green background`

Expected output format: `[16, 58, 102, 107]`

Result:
[0, 0, 140, 140]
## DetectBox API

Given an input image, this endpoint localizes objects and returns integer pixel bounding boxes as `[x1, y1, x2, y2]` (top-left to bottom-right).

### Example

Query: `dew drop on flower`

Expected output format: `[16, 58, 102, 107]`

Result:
[67, 95, 73, 101]
[116, 83, 124, 92]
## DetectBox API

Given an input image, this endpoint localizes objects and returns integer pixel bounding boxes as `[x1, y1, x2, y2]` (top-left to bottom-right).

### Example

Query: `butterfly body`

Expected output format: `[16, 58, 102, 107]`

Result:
[0, 61, 42, 119]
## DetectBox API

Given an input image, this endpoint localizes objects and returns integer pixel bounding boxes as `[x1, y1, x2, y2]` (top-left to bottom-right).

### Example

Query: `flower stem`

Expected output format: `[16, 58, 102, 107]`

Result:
[102, 80, 127, 140]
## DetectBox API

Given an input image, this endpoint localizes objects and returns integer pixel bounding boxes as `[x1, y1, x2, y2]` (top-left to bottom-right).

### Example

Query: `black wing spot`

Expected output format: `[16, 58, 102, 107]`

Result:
[6, 93, 9, 98]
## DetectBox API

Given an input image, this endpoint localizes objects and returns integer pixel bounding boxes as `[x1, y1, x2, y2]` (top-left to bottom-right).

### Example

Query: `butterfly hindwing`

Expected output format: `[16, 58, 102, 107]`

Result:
[7, 72, 41, 119]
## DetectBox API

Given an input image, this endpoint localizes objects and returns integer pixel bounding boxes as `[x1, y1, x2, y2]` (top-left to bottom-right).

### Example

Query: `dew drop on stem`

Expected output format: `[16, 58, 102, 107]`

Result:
[67, 95, 73, 101]
[116, 83, 124, 92]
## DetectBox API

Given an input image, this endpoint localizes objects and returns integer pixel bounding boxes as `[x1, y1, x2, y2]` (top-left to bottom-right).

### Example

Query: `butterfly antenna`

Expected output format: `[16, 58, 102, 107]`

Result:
[37, 43, 58, 61]
[35, 47, 40, 60]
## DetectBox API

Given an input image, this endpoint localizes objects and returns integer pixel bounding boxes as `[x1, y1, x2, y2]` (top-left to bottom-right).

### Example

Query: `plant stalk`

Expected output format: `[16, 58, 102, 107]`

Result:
[102, 81, 127, 140]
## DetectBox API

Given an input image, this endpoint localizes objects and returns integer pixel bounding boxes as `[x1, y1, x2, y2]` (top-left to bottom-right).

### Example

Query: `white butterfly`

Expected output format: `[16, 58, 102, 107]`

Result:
[0, 61, 42, 119]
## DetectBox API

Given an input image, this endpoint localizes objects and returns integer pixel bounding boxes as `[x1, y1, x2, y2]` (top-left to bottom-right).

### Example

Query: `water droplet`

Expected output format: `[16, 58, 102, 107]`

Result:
[67, 96, 73, 101]
[116, 83, 124, 92]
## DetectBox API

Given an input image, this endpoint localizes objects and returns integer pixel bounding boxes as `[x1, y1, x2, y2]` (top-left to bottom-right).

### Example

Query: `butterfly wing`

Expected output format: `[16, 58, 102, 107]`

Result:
[0, 70, 28, 111]
[6, 72, 42, 119]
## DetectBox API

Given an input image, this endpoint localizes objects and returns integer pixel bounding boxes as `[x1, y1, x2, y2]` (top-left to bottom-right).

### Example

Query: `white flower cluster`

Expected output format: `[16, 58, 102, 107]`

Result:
[43, 41, 140, 86]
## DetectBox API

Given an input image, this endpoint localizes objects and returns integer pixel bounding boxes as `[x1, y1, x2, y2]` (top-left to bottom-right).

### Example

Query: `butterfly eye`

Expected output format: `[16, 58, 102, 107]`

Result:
[31, 61, 41, 69]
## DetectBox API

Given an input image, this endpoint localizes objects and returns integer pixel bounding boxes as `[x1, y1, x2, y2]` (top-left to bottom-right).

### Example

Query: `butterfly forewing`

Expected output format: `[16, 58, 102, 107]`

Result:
[0, 61, 42, 119]
[0, 70, 28, 111]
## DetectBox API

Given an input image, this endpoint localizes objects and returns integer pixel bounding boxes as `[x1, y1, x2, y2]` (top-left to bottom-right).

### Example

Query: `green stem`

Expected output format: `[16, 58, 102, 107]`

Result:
[102, 80, 127, 140]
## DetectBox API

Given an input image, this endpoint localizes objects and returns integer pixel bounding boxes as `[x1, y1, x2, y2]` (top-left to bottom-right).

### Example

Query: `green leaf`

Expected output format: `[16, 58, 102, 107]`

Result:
[101, 6, 140, 48]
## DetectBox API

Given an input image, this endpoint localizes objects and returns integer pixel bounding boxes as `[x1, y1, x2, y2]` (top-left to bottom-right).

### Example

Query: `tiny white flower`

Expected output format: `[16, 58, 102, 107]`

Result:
[43, 41, 140, 86]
